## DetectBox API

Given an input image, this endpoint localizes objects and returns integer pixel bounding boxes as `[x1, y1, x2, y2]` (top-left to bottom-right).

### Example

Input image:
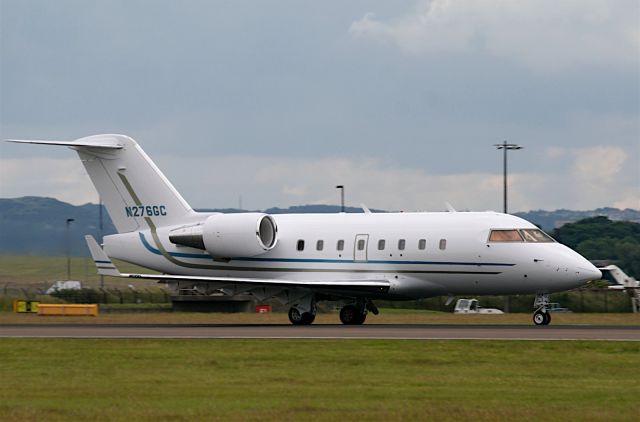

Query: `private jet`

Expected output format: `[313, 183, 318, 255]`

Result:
[9, 135, 602, 325]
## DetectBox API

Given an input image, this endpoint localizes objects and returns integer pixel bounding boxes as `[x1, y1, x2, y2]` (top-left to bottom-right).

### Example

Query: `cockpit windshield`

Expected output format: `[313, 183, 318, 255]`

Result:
[489, 229, 523, 242]
[520, 229, 554, 243]
[489, 228, 555, 243]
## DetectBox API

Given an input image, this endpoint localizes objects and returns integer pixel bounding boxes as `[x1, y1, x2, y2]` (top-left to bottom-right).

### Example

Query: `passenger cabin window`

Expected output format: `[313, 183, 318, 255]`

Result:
[378, 239, 386, 250]
[418, 239, 426, 250]
[439, 239, 447, 250]
[316, 240, 324, 251]
[357, 239, 366, 251]
[297, 240, 305, 251]
[489, 229, 523, 242]
[398, 239, 406, 250]
[337, 240, 344, 251]
[520, 229, 554, 243]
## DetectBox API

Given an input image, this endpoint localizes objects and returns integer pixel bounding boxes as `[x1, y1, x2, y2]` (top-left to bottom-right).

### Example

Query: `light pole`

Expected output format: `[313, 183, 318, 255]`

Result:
[66, 218, 75, 280]
[99, 196, 104, 288]
[493, 142, 521, 314]
[335, 185, 345, 213]
[493, 141, 522, 214]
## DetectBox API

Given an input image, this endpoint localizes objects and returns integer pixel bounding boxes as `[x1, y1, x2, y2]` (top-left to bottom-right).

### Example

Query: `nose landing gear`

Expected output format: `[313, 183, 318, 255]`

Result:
[533, 310, 551, 325]
[532, 293, 551, 326]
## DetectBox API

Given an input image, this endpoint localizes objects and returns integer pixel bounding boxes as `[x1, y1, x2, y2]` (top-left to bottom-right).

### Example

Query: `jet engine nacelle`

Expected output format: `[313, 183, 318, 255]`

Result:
[203, 213, 277, 258]
[169, 213, 278, 259]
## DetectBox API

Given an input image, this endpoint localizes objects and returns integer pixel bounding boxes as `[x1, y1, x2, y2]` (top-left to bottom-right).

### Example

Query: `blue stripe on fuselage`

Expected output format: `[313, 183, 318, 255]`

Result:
[138, 232, 515, 267]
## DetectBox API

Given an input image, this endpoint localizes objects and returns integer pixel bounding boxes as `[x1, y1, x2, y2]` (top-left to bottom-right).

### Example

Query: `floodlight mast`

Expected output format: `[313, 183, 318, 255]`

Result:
[335, 185, 345, 213]
[494, 141, 523, 214]
[66, 218, 75, 280]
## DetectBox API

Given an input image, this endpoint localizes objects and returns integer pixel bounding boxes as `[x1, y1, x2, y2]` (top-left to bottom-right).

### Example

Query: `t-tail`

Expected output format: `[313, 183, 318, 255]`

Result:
[7, 135, 195, 233]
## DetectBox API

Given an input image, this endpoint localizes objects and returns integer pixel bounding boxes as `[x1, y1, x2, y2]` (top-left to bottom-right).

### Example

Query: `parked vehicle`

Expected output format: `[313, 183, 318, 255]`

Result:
[45, 280, 82, 294]
[546, 302, 571, 313]
[454, 298, 504, 314]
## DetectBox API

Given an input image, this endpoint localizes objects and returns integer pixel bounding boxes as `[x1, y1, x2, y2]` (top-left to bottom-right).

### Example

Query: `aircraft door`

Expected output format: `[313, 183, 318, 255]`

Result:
[354, 234, 369, 263]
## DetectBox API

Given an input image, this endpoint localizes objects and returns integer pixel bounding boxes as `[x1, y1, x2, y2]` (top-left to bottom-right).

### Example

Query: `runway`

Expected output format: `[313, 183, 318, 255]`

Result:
[0, 324, 638, 340]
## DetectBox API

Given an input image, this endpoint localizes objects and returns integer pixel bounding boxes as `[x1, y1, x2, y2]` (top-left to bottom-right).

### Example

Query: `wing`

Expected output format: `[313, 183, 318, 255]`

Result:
[85, 235, 390, 295]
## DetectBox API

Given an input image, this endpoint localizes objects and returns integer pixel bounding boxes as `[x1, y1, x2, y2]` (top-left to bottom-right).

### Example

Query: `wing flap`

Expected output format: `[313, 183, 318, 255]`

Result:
[125, 272, 389, 290]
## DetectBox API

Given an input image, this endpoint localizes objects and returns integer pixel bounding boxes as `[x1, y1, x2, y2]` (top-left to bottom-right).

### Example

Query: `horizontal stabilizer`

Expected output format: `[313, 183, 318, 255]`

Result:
[85, 235, 121, 277]
[6, 139, 123, 149]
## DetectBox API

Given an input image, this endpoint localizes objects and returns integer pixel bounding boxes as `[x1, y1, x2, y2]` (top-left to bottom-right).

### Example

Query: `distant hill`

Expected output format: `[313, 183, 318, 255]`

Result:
[514, 208, 640, 231]
[0, 197, 115, 256]
[1, 196, 638, 255]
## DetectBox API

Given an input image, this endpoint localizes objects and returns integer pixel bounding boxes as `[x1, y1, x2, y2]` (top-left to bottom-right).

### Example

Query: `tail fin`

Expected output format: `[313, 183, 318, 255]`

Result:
[8, 134, 194, 233]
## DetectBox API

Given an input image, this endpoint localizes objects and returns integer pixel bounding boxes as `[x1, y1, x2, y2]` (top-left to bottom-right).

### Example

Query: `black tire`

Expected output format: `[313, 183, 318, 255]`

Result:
[288, 307, 315, 325]
[352, 311, 367, 325]
[543, 311, 552, 325]
[533, 311, 546, 326]
[339, 305, 357, 325]
[339, 305, 367, 325]
[301, 312, 316, 325]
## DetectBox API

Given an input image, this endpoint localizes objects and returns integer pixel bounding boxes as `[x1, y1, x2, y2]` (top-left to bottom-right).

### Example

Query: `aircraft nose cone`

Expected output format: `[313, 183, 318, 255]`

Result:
[575, 264, 602, 283]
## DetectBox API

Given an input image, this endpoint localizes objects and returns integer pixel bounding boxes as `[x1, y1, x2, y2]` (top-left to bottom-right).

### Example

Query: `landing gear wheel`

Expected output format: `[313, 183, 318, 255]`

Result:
[352, 311, 367, 325]
[288, 307, 315, 325]
[533, 310, 551, 326]
[339, 305, 367, 325]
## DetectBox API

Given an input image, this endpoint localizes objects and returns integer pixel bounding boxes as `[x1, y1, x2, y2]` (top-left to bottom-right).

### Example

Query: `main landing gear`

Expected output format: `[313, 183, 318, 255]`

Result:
[287, 297, 379, 325]
[339, 299, 378, 325]
[288, 307, 316, 325]
[532, 293, 551, 326]
[288, 295, 317, 325]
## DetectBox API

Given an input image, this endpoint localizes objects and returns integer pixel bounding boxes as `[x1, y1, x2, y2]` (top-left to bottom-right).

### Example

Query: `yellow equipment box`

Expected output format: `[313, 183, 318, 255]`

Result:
[37, 304, 99, 317]
[13, 300, 40, 313]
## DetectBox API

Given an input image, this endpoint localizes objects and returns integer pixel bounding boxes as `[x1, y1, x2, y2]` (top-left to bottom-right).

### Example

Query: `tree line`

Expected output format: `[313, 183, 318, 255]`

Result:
[553, 216, 640, 278]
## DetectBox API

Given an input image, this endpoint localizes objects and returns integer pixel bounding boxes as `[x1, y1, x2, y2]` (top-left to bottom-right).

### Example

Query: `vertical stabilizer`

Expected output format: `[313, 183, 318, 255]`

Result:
[9, 134, 194, 233]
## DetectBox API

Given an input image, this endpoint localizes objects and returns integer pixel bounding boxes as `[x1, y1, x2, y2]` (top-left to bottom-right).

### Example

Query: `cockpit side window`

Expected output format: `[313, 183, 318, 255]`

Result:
[520, 229, 555, 243]
[488, 229, 523, 242]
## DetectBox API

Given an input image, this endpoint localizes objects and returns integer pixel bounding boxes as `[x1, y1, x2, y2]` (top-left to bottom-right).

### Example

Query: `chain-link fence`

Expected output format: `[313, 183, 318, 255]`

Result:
[1, 282, 635, 313]
[0, 282, 171, 311]
[380, 288, 634, 313]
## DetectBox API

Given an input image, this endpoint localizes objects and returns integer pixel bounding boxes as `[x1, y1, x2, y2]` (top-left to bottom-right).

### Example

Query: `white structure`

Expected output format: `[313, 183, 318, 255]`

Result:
[454, 298, 504, 314]
[603, 265, 640, 313]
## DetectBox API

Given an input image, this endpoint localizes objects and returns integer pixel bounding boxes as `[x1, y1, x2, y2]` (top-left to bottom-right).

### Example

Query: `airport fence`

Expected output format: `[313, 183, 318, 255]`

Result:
[0, 283, 171, 312]
[0, 283, 634, 313]
[379, 288, 634, 313]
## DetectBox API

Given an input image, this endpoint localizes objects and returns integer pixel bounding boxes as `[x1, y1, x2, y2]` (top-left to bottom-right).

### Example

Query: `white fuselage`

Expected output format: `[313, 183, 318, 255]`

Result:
[104, 211, 599, 300]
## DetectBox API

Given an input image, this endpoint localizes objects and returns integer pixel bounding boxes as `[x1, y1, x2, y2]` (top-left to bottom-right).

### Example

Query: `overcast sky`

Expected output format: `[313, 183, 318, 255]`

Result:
[1, 0, 638, 212]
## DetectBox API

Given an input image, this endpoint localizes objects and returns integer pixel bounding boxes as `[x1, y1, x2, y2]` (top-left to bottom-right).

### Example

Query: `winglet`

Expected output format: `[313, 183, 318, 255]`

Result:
[361, 203, 372, 214]
[445, 202, 457, 212]
[85, 235, 121, 277]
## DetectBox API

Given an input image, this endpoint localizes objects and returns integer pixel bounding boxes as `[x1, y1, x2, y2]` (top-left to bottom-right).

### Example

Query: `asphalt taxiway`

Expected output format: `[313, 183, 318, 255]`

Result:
[0, 324, 638, 340]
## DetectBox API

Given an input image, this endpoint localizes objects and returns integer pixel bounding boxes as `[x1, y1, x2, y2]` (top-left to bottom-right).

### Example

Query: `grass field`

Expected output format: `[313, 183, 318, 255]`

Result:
[0, 255, 157, 287]
[0, 339, 638, 421]
[1, 309, 638, 326]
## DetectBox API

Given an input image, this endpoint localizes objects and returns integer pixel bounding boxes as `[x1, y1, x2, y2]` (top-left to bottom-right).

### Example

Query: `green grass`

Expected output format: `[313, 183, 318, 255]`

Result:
[0, 255, 158, 287]
[0, 339, 638, 421]
[1, 310, 639, 325]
